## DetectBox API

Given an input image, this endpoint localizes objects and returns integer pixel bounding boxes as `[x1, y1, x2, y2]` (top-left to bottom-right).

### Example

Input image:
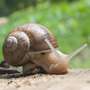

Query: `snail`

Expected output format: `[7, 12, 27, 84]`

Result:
[3, 23, 87, 75]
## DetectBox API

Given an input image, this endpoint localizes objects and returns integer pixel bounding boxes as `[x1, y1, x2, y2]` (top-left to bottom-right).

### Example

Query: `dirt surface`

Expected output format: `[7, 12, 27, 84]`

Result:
[0, 69, 90, 90]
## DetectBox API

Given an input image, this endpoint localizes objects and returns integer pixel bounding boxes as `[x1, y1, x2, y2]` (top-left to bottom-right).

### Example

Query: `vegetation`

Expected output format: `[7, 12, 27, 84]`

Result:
[0, 0, 80, 16]
[0, 0, 90, 68]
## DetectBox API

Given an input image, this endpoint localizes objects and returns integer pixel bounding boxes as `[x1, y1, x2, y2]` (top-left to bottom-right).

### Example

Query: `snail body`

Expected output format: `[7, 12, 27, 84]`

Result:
[3, 23, 87, 75]
[31, 50, 68, 74]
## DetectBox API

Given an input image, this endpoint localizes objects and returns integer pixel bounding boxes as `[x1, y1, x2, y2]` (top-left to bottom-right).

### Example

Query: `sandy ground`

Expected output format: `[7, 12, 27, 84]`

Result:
[0, 69, 90, 90]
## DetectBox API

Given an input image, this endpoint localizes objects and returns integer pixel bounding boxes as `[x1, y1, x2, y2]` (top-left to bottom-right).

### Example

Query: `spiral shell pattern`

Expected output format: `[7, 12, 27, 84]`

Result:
[3, 23, 58, 67]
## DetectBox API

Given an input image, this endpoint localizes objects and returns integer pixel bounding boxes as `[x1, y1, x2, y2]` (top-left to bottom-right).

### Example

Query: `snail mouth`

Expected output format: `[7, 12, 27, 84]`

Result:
[6, 36, 18, 51]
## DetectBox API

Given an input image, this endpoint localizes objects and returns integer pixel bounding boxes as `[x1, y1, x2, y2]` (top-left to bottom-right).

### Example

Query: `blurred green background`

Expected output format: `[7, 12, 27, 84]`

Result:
[0, 0, 90, 68]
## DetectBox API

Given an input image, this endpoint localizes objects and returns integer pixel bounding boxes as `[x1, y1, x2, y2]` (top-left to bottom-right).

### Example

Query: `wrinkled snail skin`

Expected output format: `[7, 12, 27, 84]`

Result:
[31, 50, 69, 74]
[30, 43, 87, 74]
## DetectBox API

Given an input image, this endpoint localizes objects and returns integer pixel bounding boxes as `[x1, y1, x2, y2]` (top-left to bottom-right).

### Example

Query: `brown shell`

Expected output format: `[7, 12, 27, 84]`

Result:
[3, 23, 58, 66]
[13, 23, 58, 51]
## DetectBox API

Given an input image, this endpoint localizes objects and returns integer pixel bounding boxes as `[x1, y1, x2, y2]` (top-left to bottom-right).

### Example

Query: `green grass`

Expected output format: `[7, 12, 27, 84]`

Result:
[0, 0, 90, 67]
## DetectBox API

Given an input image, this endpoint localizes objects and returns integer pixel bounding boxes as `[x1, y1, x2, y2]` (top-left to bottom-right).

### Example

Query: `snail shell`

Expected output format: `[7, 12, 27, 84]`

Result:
[3, 23, 58, 67]
[3, 31, 30, 66]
